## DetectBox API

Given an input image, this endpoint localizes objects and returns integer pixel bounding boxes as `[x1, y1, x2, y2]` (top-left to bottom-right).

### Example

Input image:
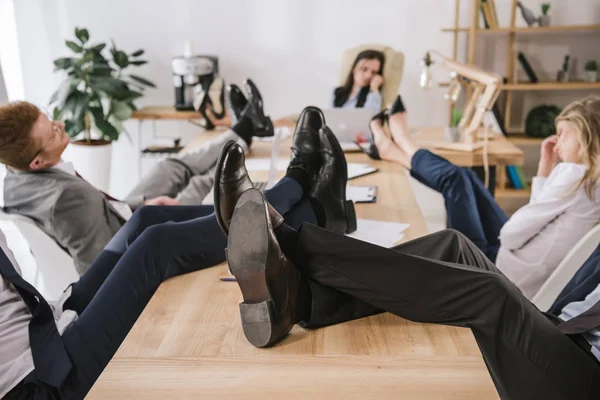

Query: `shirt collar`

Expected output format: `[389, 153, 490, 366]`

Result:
[51, 160, 76, 176]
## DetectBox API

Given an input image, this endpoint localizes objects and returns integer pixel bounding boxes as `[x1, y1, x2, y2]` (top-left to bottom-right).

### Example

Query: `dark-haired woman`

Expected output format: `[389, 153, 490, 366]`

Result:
[330, 50, 385, 111]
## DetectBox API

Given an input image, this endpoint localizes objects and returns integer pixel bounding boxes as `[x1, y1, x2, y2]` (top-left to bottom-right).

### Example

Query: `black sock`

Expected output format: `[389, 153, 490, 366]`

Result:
[285, 166, 311, 193]
[274, 222, 299, 255]
[231, 116, 255, 146]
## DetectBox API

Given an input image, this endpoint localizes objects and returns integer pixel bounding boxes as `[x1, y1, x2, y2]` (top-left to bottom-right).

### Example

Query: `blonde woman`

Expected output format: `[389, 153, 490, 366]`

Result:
[366, 95, 600, 298]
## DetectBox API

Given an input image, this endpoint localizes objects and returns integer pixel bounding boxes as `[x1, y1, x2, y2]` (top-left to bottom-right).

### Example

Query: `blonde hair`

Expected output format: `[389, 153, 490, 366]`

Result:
[555, 95, 600, 200]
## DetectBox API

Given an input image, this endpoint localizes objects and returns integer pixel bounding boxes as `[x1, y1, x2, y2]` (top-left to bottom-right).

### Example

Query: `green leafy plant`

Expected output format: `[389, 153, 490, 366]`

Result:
[541, 3, 551, 15]
[585, 60, 598, 71]
[50, 27, 156, 143]
[525, 104, 561, 138]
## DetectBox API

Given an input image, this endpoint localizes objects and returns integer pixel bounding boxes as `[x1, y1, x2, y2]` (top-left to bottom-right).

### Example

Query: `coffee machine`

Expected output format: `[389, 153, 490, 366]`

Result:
[172, 54, 219, 111]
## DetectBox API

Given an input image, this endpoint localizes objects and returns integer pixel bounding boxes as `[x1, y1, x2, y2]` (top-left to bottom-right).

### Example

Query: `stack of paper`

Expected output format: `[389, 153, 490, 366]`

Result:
[347, 219, 409, 248]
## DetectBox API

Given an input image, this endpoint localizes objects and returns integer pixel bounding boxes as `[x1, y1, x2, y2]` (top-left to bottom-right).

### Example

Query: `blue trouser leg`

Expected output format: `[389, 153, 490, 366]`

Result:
[67, 177, 306, 312]
[55, 179, 316, 399]
[410, 149, 508, 261]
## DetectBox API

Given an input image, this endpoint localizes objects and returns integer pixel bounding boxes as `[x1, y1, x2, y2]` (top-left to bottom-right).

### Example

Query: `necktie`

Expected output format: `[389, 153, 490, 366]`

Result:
[557, 299, 600, 335]
[0, 250, 72, 388]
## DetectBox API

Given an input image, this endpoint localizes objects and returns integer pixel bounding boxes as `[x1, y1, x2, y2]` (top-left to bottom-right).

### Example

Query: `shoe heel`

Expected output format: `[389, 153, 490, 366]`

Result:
[239, 300, 275, 348]
[345, 200, 357, 233]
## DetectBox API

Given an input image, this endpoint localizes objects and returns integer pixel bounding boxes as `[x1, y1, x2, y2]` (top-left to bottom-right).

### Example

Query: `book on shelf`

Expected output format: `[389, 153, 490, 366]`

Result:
[480, 0, 499, 29]
[517, 52, 539, 83]
[515, 166, 529, 189]
[506, 165, 529, 190]
[480, 3, 490, 29]
[489, 0, 499, 27]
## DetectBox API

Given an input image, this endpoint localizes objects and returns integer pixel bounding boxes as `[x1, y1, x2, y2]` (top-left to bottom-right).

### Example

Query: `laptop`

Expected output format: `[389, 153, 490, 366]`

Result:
[322, 108, 377, 152]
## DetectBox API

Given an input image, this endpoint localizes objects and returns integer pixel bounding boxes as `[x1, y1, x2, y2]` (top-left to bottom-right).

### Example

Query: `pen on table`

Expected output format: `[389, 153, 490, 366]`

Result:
[220, 277, 237, 282]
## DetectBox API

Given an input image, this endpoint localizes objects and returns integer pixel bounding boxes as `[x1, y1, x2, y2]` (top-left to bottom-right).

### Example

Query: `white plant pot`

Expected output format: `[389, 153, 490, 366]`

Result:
[539, 15, 551, 26]
[445, 127, 461, 143]
[584, 70, 598, 82]
[62, 140, 112, 192]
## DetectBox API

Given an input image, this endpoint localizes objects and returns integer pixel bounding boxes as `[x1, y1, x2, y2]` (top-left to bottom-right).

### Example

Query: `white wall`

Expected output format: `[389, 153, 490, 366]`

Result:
[10, 0, 600, 196]
[0, 64, 8, 104]
[0, 0, 25, 101]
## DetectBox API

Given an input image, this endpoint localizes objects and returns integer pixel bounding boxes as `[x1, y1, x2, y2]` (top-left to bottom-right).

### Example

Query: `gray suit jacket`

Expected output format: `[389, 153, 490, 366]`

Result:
[2, 167, 127, 274]
[1, 129, 247, 275]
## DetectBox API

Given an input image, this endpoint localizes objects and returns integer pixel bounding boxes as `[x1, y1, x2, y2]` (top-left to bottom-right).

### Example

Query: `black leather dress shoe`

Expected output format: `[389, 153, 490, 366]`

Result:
[227, 188, 308, 347]
[386, 94, 406, 117]
[312, 125, 357, 234]
[225, 84, 248, 125]
[241, 79, 274, 137]
[288, 106, 325, 178]
[214, 140, 254, 235]
[357, 110, 386, 160]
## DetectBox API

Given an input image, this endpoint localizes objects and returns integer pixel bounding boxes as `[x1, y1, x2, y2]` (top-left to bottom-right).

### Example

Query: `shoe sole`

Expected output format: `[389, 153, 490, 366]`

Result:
[213, 140, 239, 235]
[227, 189, 277, 348]
[209, 78, 224, 116]
[225, 86, 239, 125]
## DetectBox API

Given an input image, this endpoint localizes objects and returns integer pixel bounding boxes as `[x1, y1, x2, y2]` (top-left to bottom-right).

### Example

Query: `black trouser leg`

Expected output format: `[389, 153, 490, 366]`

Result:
[293, 224, 600, 400]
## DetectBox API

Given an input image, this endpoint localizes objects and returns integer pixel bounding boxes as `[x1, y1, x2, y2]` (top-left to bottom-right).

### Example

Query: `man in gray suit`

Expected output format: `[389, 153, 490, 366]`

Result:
[0, 79, 273, 273]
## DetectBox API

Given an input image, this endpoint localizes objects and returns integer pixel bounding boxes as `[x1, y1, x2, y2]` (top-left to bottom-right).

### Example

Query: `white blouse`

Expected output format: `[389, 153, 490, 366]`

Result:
[496, 162, 600, 299]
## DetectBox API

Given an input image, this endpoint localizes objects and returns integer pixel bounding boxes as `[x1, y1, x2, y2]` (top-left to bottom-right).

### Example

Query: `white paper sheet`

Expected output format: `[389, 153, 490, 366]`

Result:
[244, 158, 290, 171]
[346, 186, 377, 203]
[347, 163, 378, 179]
[346, 219, 409, 248]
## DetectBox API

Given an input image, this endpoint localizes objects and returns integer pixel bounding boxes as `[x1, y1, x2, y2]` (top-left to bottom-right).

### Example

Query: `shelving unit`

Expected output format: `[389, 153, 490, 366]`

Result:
[444, 0, 600, 202]
[504, 134, 543, 145]
[502, 81, 600, 91]
[442, 23, 600, 34]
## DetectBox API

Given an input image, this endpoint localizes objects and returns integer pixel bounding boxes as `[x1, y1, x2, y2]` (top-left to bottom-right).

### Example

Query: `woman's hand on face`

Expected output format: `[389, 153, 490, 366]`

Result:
[370, 74, 383, 91]
[537, 135, 559, 177]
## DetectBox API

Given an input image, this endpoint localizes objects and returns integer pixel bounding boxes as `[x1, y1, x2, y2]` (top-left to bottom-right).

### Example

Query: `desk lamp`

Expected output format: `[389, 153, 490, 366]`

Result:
[420, 51, 503, 152]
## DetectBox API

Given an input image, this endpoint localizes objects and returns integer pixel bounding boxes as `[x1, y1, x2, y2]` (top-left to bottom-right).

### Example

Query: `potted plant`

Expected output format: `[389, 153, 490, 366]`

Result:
[539, 3, 551, 26]
[556, 55, 570, 82]
[525, 104, 561, 138]
[50, 27, 155, 191]
[584, 60, 598, 82]
[445, 108, 463, 142]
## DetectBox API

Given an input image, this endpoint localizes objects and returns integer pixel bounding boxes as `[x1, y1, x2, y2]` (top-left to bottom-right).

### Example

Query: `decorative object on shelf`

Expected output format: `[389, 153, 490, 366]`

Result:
[517, 1, 538, 27]
[419, 50, 502, 152]
[525, 104, 562, 138]
[584, 60, 598, 82]
[419, 52, 435, 89]
[517, 52, 539, 83]
[538, 3, 551, 26]
[50, 27, 155, 191]
[556, 55, 571, 82]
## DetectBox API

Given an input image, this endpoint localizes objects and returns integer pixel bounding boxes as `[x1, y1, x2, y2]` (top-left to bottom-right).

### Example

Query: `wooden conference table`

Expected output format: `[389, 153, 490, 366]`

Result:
[87, 129, 500, 399]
